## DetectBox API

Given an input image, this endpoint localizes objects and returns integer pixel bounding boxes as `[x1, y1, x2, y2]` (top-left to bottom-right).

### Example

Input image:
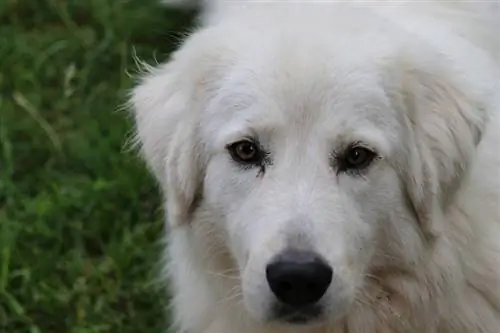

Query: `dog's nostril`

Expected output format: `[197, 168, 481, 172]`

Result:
[266, 250, 333, 307]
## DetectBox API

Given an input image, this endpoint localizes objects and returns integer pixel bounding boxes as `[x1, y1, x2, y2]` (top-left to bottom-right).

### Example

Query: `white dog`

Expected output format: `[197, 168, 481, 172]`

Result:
[130, 1, 500, 332]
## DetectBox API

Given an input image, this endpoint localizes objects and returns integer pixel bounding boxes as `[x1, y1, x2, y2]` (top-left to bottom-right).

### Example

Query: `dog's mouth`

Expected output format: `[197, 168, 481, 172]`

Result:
[272, 303, 324, 325]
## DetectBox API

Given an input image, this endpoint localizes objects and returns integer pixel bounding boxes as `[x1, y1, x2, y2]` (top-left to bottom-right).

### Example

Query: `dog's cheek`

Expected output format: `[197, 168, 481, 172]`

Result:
[200, 161, 257, 262]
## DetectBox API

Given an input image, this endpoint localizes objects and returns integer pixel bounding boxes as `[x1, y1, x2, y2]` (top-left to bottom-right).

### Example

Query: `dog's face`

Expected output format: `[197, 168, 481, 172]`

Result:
[200, 45, 410, 324]
[132, 16, 488, 327]
[203, 67, 405, 323]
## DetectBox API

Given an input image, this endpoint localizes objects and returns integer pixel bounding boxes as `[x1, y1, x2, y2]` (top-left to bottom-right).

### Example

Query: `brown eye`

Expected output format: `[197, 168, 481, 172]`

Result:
[342, 146, 377, 171]
[227, 140, 262, 164]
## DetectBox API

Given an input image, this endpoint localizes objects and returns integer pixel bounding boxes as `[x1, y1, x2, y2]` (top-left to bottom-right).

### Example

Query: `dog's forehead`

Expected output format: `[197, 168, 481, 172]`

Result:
[205, 51, 397, 145]
[196, 25, 404, 150]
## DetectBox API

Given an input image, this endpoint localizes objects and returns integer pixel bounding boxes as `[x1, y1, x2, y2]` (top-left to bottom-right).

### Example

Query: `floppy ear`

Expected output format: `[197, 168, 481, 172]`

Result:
[395, 64, 489, 240]
[130, 62, 205, 226]
[130, 30, 238, 226]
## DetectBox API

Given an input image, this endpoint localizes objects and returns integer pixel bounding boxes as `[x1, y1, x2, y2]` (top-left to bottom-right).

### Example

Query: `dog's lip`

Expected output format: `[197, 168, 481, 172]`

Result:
[272, 303, 323, 324]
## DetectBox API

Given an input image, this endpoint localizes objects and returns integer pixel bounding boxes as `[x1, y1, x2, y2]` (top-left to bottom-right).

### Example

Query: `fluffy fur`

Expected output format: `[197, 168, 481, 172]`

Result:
[131, 1, 500, 332]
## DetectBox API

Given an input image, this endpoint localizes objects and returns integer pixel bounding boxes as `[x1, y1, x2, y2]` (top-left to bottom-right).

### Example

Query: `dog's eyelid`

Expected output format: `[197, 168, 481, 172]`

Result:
[217, 127, 258, 149]
[226, 136, 257, 148]
[349, 140, 375, 151]
[341, 127, 392, 156]
[333, 140, 377, 155]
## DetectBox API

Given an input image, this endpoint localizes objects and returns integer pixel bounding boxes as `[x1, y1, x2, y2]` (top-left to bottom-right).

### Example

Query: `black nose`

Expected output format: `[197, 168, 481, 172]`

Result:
[266, 250, 333, 307]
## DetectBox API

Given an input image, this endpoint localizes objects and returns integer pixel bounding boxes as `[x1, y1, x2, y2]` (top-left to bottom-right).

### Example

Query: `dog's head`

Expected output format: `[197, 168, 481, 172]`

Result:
[131, 9, 495, 327]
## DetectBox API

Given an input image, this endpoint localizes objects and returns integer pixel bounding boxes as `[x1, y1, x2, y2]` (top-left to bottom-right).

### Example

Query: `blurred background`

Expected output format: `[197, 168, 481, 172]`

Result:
[0, 1, 196, 332]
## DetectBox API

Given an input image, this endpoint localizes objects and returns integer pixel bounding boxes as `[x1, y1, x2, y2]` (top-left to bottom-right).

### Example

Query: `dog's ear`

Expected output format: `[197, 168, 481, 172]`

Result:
[130, 32, 235, 226]
[393, 62, 490, 240]
[130, 61, 205, 226]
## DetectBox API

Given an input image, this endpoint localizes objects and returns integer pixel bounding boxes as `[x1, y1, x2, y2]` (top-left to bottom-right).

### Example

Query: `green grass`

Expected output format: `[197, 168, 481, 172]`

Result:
[0, 1, 195, 332]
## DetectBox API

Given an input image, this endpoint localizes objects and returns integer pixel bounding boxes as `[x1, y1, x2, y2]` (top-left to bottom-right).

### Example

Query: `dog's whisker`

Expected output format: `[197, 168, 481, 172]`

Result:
[206, 270, 241, 280]
[217, 286, 244, 306]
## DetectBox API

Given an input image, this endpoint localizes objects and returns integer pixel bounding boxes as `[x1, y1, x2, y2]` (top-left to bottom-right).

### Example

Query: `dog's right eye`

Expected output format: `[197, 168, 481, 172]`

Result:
[227, 140, 263, 165]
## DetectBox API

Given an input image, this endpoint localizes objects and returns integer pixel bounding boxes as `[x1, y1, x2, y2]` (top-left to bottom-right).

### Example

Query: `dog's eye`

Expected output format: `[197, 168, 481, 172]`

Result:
[227, 140, 262, 164]
[341, 146, 377, 171]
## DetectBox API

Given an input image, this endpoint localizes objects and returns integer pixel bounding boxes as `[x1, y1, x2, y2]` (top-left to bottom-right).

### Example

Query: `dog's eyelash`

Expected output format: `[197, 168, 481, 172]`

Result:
[239, 154, 271, 177]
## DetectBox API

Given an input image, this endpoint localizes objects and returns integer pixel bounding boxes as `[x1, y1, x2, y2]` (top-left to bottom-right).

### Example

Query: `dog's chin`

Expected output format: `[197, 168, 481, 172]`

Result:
[271, 303, 325, 325]
[245, 302, 326, 327]
[262, 297, 352, 327]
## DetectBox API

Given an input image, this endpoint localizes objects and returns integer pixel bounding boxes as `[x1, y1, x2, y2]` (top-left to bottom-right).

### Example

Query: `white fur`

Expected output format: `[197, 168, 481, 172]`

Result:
[131, 1, 500, 332]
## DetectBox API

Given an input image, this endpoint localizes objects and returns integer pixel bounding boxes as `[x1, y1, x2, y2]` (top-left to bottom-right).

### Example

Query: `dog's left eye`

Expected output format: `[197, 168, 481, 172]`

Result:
[340, 146, 377, 172]
[227, 140, 263, 165]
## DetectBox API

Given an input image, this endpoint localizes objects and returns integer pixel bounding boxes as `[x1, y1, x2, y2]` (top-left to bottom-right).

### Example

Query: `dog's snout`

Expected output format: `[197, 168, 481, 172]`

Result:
[266, 250, 332, 307]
